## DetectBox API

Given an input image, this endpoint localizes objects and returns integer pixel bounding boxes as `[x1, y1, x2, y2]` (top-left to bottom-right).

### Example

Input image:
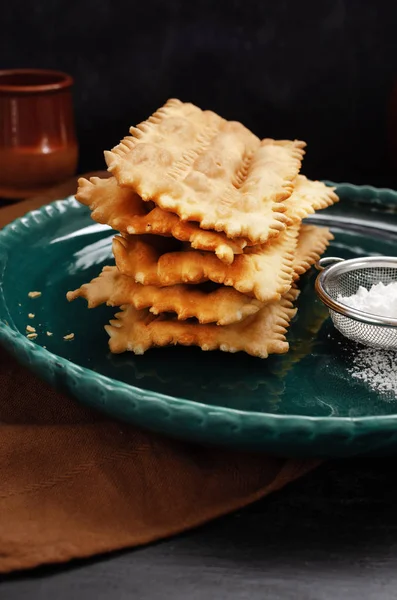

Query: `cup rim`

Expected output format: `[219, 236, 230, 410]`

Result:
[0, 68, 74, 94]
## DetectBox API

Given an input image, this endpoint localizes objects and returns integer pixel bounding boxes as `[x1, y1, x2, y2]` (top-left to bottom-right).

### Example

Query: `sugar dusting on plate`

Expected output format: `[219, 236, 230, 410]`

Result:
[349, 347, 397, 400]
[336, 281, 397, 399]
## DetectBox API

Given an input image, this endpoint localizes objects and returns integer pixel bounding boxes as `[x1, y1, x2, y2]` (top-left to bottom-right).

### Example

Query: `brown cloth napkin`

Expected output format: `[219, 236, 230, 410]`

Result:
[0, 177, 320, 574]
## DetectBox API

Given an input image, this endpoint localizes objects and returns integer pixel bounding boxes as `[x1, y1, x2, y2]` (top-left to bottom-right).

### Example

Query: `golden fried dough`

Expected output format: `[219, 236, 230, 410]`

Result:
[293, 224, 334, 280]
[113, 225, 299, 303]
[76, 176, 248, 264]
[104, 99, 306, 243]
[105, 287, 300, 358]
[284, 175, 338, 224]
[67, 224, 331, 326]
[66, 97, 339, 359]
[67, 266, 262, 326]
[76, 176, 146, 229]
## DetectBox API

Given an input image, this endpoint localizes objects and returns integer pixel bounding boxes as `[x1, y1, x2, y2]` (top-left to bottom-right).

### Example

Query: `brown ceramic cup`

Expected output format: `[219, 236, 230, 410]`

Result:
[0, 69, 78, 199]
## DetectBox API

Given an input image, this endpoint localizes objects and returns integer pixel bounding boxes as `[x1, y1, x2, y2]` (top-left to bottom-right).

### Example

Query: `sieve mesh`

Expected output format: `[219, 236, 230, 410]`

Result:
[326, 267, 397, 299]
[321, 265, 397, 350]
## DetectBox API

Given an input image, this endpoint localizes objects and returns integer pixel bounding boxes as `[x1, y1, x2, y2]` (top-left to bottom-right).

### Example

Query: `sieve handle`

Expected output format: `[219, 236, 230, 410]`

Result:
[315, 257, 345, 271]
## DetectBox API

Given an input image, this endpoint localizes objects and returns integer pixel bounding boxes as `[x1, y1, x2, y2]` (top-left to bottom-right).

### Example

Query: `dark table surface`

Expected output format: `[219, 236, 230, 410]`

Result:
[2, 458, 397, 599]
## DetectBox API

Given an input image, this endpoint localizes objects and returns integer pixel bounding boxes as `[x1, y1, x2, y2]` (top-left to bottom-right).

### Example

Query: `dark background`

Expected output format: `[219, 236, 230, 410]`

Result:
[2, 0, 397, 187]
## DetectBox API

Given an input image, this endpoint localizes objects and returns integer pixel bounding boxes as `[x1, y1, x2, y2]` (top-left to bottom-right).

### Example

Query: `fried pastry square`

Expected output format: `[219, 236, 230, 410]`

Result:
[67, 224, 332, 326]
[76, 176, 248, 265]
[67, 267, 262, 326]
[103, 222, 332, 356]
[113, 224, 299, 303]
[104, 98, 306, 243]
[108, 175, 336, 299]
[105, 287, 300, 358]
[75, 173, 336, 266]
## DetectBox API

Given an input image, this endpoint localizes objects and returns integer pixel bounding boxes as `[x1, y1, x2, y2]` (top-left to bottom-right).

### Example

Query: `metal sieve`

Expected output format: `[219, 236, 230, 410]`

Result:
[315, 256, 397, 350]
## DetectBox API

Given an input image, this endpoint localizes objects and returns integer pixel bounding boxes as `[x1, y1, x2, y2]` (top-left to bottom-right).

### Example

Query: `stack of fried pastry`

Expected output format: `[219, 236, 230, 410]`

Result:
[67, 99, 338, 358]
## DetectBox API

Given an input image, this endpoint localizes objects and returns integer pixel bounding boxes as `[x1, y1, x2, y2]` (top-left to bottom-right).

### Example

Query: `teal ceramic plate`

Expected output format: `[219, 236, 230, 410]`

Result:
[1, 183, 397, 457]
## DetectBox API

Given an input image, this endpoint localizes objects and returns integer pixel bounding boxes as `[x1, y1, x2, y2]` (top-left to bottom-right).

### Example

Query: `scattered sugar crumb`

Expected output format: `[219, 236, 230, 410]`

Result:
[46, 331, 53, 337]
[27, 333, 38, 340]
[26, 325, 36, 333]
[28, 291, 41, 298]
[28, 313, 35, 319]
[63, 333, 75, 341]
[349, 348, 397, 400]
